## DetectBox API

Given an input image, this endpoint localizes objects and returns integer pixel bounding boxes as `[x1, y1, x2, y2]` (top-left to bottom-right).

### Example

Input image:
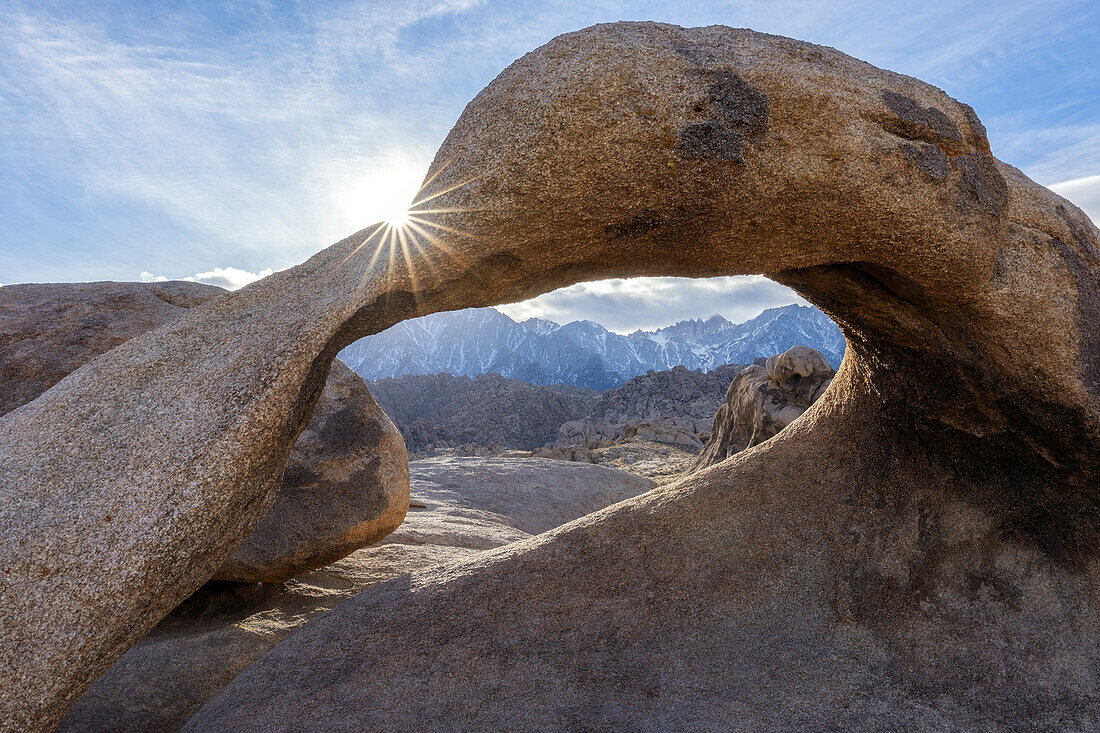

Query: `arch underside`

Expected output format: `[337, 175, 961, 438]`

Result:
[1, 21, 1098, 731]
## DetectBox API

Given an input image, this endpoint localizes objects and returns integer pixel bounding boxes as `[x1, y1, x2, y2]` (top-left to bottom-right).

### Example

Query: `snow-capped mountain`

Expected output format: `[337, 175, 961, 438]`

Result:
[340, 304, 845, 390]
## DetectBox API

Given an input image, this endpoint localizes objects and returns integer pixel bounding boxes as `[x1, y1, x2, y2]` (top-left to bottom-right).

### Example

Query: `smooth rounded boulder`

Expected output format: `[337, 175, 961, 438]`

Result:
[2, 21, 1097, 731]
[214, 359, 409, 583]
[0, 281, 226, 417]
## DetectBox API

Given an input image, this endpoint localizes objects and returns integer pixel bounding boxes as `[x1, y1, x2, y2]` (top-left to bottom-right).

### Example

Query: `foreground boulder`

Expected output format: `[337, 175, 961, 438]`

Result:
[0, 281, 409, 585]
[61, 458, 649, 732]
[690, 345, 834, 471]
[2, 21, 1098, 730]
[216, 360, 408, 583]
[0, 281, 225, 416]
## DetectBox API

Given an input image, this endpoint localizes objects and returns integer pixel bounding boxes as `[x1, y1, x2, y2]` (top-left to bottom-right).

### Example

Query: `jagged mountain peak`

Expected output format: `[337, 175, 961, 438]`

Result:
[521, 317, 561, 335]
[339, 303, 845, 390]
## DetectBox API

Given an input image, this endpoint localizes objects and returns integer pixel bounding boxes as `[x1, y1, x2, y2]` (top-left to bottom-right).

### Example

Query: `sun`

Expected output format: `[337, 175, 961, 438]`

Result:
[385, 207, 411, 228]
[342, 160, 425, 229]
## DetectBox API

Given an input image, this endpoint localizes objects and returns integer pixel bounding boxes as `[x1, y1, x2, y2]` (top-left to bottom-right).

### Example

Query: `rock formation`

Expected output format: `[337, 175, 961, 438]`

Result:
[540, 364, 742, 454]
[0, 280, 226, 416]
[690, 345, 834, 471]
[2, 21, 1098, 731]
[367, 372, 597, 453]
[60, 458, 649, 732]
[0, 281, 409, 586]
[217, 361, 408, 583]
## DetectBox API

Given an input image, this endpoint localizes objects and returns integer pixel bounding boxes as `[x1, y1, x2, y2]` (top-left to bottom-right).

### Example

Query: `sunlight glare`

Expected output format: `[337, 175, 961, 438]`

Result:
[342, 163, 424, 229]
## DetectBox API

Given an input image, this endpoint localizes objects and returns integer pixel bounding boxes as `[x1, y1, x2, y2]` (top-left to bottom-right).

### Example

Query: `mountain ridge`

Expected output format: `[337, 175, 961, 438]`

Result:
[340, 303, 845, 390]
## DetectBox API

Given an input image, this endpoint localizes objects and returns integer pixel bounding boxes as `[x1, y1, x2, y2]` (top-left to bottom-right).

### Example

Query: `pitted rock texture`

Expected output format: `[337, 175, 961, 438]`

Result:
[2, 22, 1099, 731]
[690, 345, 834, 471]
[61, 458, 647, 732]
[0, 281, 409, 587]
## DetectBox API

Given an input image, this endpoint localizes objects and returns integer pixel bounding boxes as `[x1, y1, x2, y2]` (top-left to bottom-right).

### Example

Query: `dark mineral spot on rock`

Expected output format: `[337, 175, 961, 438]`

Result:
[281, 465, 321, 490]
[880, 89, 962, 143]
[708, 71, 768, 135]
[678, 71, 767, 161]
[678, 121, 746, 161]
[954, 152, 1008, 215]
[900, 142, 949, 180]
[319, 405, 385, 453]
[606, 209, 667, 239]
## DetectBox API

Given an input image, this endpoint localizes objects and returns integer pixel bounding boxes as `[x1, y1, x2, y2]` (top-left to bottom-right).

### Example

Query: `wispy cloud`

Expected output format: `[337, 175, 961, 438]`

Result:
[0, 1, 467, 272]
[496, 276, 808, 333]
[1, 0, 1097, 332]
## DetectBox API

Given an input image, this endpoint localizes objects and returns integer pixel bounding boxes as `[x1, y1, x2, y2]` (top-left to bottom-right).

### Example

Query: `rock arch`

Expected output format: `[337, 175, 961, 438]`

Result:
[1, 22, 1097, 730]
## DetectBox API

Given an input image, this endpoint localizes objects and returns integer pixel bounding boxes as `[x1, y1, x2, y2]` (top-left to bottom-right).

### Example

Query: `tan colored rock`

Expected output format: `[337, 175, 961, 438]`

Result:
[765, 344, 835, 405]
[60, 458, 649, 732]
[0, 281, 409, 586]
[690, 345, 836, 470]
[2, 21, 1099, 730]
[0, 281, 226, 417]
[214, 360, 409, 583]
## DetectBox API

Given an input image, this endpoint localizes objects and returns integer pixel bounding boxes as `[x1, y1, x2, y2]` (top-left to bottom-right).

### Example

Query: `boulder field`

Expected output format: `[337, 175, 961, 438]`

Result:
[1, 21, 1098, 731]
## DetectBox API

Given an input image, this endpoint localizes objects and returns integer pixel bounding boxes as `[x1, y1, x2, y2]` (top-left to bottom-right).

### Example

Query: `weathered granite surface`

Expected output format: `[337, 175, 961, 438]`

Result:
[690, 345, 834, 470]
[2, 21, 1098, 731]
[60, 458, 648, 732]
[0, 281, 410, 585]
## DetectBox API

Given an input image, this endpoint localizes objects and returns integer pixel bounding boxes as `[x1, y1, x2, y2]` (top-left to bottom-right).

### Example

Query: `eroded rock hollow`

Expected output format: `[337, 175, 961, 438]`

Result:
[1, 21, 1097, 731]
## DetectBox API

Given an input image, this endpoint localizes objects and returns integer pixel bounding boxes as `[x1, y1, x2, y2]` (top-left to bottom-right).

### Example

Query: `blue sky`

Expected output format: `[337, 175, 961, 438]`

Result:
[2, 0, 1098, 330]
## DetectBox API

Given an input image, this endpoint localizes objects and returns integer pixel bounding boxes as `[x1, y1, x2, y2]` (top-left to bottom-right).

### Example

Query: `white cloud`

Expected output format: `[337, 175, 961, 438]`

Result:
[496, 276, 808, 333]
[140, 266, 273, 290]
[1049, 174, 1100, 225]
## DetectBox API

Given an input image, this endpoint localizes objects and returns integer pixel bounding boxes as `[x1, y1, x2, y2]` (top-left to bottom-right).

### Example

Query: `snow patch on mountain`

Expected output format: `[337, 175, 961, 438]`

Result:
[340, 304, 845, 390]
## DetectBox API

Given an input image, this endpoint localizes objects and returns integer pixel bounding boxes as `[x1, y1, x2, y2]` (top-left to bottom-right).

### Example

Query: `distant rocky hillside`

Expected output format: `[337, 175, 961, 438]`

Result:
[340, 303, 845, 390]
[585, 363, 744, 426]
[366, 373, 598, 453]
[369, 363, 747, 471]
[544, 364, 743, 452]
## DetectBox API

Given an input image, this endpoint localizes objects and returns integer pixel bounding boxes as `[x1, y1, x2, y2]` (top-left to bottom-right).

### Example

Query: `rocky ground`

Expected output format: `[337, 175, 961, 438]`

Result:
[571, 439, 701, 483]
[60, 457, 652, 731]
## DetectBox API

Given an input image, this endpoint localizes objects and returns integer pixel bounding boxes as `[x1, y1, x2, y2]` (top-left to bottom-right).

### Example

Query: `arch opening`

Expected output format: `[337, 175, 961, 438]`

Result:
[340, 273, 846, 482]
